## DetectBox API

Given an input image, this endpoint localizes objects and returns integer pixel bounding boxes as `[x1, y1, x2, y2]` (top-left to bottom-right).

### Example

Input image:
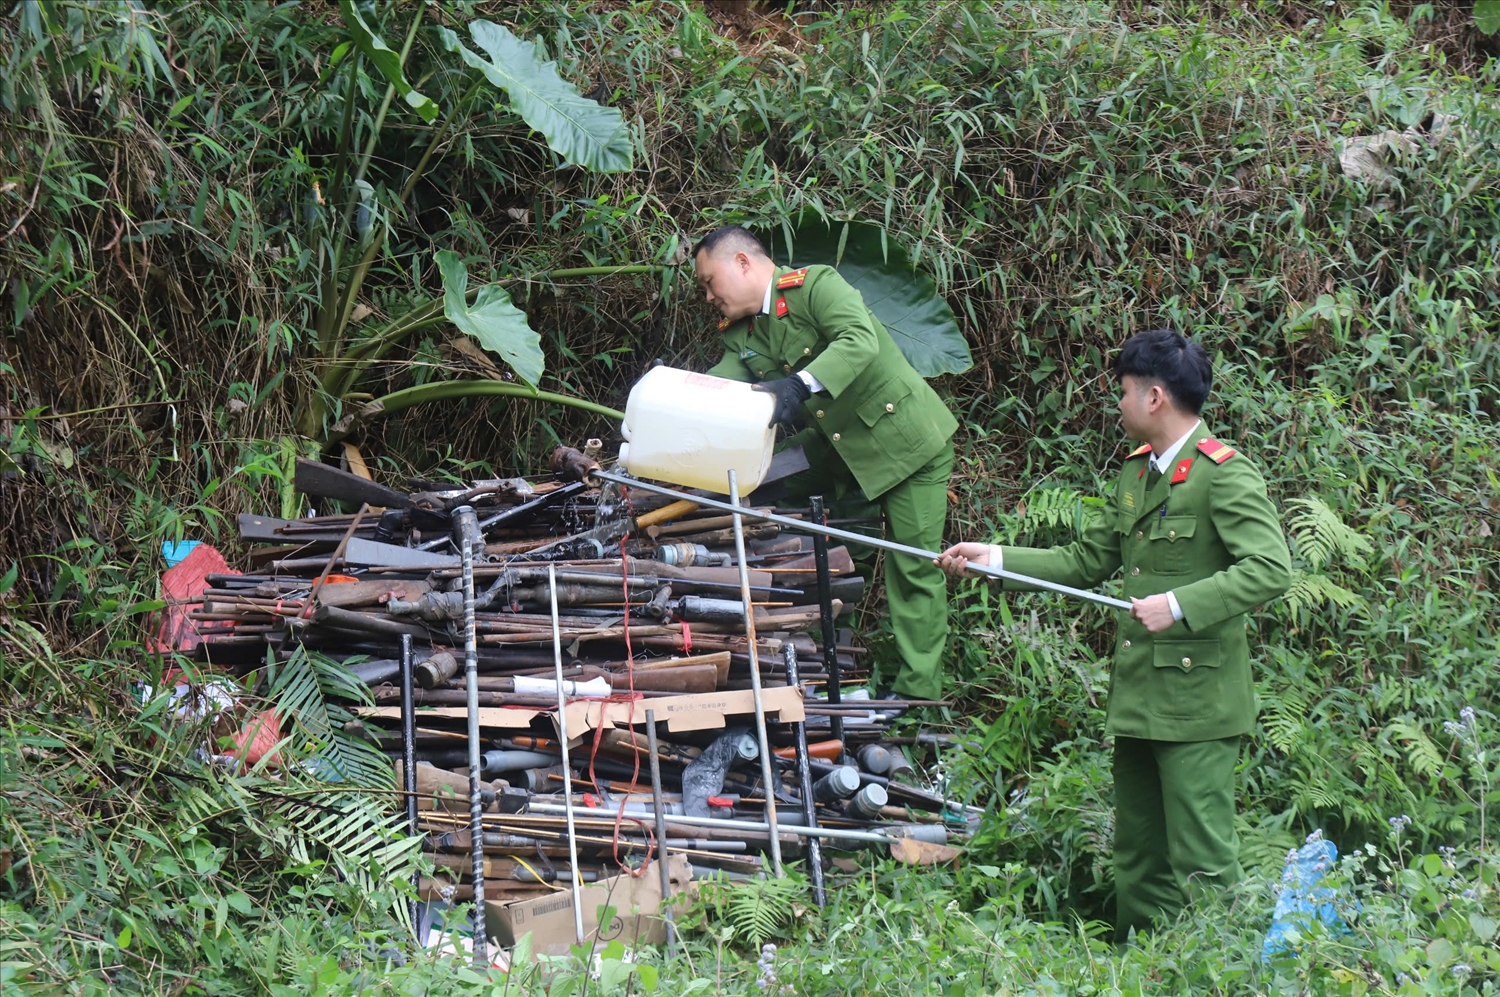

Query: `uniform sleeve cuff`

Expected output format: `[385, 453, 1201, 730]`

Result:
[1167, 591, 1184, 621]
[797, 370, 825, 393]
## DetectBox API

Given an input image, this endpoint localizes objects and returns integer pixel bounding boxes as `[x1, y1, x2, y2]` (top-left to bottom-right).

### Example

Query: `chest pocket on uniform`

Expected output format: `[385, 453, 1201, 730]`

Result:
[856, 378, 923, 454]
[1147, 514, 1197, 574]
[856, 378, 914, 427]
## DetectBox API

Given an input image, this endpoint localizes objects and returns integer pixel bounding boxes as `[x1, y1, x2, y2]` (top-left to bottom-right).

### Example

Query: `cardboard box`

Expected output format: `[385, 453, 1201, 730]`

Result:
[485, 853, 693, 958]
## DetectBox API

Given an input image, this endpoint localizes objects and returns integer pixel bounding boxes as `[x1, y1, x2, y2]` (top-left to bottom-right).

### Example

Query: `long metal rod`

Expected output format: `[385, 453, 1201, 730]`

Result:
[728, 469, 783, 876]
[549, 564, 587, 947]
[592, 469, 1132, 611]
[455, 506, 487, 966]
[644, 708, 676, 955]
[526, 802, 897, 844]
[784, 645, 826, 907]
[399, 633, 420, 930]
[809, 495, 844, 742]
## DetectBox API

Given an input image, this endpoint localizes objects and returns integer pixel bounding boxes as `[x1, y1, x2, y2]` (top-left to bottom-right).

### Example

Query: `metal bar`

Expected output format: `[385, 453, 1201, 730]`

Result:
[783, 645, 826, 907]
[644, 708, 676, 956]
[728, 469, 783, 877]
[549, 564, 587, 947]
[526, 802, 898, 844]
[399, 634, 420, 929]
[591, 469, 1132, 611]
[454, 506, 487, 966]
[809, 495, 844, 742]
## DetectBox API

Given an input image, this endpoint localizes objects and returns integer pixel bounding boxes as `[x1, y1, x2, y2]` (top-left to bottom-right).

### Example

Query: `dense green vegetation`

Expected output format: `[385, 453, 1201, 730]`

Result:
[4, 1, 1500, 993]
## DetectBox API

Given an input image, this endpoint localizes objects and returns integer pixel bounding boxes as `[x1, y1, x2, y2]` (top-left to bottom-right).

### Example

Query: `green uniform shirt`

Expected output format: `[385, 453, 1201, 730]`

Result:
[1001, 433, 1292, 742]
[706, 265, 958, 500]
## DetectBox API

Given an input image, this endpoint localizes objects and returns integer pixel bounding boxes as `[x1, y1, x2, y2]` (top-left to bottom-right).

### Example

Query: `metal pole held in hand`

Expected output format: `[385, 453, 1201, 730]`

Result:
[585, 468, 1131, 611]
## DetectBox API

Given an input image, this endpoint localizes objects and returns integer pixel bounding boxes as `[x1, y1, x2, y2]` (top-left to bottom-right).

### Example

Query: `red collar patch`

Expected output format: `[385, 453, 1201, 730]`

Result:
[774, 295, 788, 318]
[1171, 458, 1193, 484]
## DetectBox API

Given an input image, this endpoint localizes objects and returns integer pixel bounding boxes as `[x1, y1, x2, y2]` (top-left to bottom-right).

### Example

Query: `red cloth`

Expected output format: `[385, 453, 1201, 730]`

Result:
[229, 708, 283, 767]
[151, 543, 238, 652]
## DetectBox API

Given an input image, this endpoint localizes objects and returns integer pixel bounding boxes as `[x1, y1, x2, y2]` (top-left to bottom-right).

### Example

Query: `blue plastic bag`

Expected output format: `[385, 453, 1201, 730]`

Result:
[1262, 831, 1348, 960]
[162, 540, 202, 567]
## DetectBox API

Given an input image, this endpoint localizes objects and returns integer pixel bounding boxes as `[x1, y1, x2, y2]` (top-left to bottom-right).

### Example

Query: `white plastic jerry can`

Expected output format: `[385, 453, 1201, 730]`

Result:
[617, 366, 777, 494]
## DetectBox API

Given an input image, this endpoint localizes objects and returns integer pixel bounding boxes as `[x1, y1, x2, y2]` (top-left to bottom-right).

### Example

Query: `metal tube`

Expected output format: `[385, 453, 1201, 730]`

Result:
[809, 495, 844, 742]
[728, 469, 783, 877]
[644, 709, 676, 955]
[454, 505, 487, 966]
[399, 633, 420, 929]
[549, 564, 587, 946]
[784, 645, 826, 907]
[591, 469, 1132, 611]
[526, 802, 899, 844]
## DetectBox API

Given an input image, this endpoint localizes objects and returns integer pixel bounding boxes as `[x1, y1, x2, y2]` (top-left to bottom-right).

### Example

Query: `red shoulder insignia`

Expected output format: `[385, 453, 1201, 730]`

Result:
[1127, 443, 1152, 459]
[1196, 437, 1238, 464]
[776, 267, 808, 289]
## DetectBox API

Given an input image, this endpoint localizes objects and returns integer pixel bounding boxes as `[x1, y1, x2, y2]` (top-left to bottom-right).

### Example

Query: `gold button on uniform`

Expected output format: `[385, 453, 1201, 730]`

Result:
[803, 347, 811, 355]
[832, 433, 841, 442]
[885, 402, 894, 413]
[1181, 657, 1192, 668]
[815, 410, 825, 419]
[1131, 567, 1140, 576]
[1122, 640, 1132, 649]
[1135, 531, 1144, 540]
[783, 364, 791, 371]
[1168, 530, 1177, 539]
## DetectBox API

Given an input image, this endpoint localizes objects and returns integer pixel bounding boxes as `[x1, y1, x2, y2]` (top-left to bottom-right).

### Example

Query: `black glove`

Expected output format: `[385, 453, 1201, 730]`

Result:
[753, 375, 811, 427]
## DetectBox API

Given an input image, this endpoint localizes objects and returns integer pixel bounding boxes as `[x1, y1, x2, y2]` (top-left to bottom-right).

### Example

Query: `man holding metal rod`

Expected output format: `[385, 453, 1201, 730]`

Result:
[937, 329, 1292, 939]
[693, 224, 959, 702]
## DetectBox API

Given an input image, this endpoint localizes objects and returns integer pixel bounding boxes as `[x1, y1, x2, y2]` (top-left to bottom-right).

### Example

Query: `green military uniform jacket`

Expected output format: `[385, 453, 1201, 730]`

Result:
[1001, 431, 1292, 742]
[706, 265, 957, 500]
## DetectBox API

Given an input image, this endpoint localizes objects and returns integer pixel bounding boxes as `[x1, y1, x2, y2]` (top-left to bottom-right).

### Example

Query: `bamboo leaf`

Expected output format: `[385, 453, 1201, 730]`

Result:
[439, 21, 633, 173]
[436, 250, 545, 389]
[770, 215, 973, 378]
[338, 1, 437, 122]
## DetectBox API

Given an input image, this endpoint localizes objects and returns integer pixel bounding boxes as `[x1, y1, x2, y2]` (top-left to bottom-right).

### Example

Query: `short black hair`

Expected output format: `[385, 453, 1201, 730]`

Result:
[1113, 328, 1212, 414]
[693, 224, 770, 261]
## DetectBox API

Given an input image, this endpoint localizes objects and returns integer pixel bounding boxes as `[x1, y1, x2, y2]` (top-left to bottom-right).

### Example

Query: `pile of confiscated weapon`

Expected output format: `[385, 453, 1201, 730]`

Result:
[194, 444, 973, 957]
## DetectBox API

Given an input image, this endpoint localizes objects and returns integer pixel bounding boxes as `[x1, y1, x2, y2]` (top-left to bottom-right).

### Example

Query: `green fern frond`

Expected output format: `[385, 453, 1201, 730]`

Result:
[1385, 718, 1444, 782]
[1286, 496, 1373, 570]
[713, 875, 807, 948]
[1260, 687, 1309, 753]
[268, 646, 394, 789]
[1283, 571, 1365, 616]
[1017, 487, 1103, 535]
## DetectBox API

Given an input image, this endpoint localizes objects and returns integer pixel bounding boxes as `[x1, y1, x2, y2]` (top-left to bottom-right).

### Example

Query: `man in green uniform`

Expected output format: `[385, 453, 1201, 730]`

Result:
[693, 224, 959, 700]
[938, 329, 1291, 937]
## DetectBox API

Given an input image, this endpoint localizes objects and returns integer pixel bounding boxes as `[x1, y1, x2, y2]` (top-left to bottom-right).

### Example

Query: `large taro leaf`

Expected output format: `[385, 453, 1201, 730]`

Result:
[768, 217, 972, 378]
[1477, 1, 1500, 35]
[440, 21, 633, 174]
[337, 1, 438, 122]
[435, 251, 544, 388]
